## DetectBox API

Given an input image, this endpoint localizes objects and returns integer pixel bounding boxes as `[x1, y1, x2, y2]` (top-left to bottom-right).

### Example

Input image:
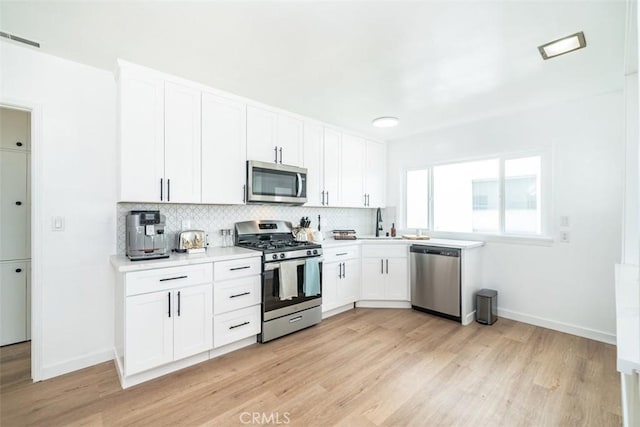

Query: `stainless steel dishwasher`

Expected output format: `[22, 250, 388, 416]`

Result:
[410, 245, 461, 322]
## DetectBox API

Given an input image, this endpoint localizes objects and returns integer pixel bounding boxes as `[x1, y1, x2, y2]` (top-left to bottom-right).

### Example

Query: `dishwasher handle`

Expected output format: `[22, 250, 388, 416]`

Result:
[410, 245, 460, 257]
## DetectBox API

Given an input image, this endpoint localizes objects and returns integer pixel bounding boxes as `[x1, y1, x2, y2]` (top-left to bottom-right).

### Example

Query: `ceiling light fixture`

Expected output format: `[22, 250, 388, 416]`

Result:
[538, 31, 586, 60]
[372, 117, 399, 128]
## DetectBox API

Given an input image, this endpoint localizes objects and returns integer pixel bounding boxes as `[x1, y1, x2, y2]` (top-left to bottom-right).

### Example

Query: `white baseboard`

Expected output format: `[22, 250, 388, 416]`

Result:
[356, 300, 411, 309]
[209, 336, 257, 358]
[322, 303, 354, 319]
[498, 308, 616, 345]
[462, 310, 475, 326]
[39, 348, 113, 381]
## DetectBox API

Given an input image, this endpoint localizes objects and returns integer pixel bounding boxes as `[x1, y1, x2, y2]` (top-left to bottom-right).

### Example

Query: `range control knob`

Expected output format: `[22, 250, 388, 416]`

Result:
[306, 250, 311, 255]
[313, 250, 318, 254]
[279, 253, 285, 259]
[272, 254, 278, 260]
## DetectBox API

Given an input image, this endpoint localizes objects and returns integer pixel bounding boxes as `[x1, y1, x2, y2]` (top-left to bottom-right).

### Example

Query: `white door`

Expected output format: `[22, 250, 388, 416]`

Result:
[247, 106, 278, 164]
[0, 107, 30, 151]
[321, 262, 340, 312]
[164, 81, 202, 203]
[0, 151, 29, 260]
[173, 284, 213, 360]
[340, 134, 365, 208]
[337, 259, 360, 305]
[365, 140, 386, 208]
[0, 261, 28, 346]
[385, 258, 409, 300]
[277, 114, 303, 166]
[323, 128, 341, 207]
[118, 70, 165, 202]
[360, 258, 385, 300]
[303, 122, 324, 206]
[125, 290, 174, 375]
[201, 92, 247, 205]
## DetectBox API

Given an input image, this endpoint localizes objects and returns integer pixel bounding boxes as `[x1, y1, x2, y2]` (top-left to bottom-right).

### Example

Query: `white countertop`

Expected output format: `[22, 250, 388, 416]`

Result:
[321, 237, 484, 250]
[110, 246, 261, 273]
[615, 263, 640, 375]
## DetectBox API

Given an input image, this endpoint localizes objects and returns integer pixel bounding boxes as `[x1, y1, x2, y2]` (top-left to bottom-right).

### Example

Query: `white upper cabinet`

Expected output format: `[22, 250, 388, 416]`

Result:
[164, 82, 202, 204]
[303, 122, 324, 206]
[0, 107, 30, 151]
[201, 92, 247, 205]
[323, 128, 341, 207]
[340, 134, 365, 208]
[118, 68, 165, 202]
[365, 140, 386, 208]
[247, 105, 303, 167]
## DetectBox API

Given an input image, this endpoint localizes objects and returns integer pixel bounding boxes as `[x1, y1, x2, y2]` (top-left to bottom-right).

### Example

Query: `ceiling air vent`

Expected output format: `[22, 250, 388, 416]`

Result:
[0, 31, 40, 48]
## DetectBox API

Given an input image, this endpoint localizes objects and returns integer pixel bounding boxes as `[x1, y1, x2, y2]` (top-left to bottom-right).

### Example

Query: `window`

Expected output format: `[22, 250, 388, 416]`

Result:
[405, 155, 545, 237]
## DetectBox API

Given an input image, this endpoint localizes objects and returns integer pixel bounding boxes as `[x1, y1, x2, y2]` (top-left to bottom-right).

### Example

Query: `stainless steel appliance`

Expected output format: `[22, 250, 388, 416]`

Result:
[246, 161, 307, 205]
[410, 245, 461, 322]
[176, 230, 206, 254]
[235, 220, 322, 342]
[126, 211, 169, 261]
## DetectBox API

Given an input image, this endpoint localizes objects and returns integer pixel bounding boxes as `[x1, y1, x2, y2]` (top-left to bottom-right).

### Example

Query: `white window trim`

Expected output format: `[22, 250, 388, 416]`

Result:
[403, 150, 553, 244]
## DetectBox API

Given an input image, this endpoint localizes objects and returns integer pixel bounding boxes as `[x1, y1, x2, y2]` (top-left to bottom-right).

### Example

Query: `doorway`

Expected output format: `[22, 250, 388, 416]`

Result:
[0, 106, 32, 383]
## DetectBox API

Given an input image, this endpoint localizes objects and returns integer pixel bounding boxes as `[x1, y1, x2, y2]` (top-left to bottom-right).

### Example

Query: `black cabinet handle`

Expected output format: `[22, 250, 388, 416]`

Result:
[321, 190, 325, 206]
[381, 259, 384, 274]
[279, 147, 283, 164]
[16, 141, 23, 147]
[230, 266, 250, 271]
[386, 259, 389, 274]
[15, 268, 22, 273]
[326, 191, 329, 205]
[15, 201, 22, 206]
[168, 292, 171, 318]
[336, 252, 347, 256]
[177, 291, 181, 316]
[229, 321, 250, 330]
[274, 146, 278, 163]
[159, 275, 187, 282]
[242, 185, 246, 203]
[230, 292, 250, 298]
[343, 262, 346, 279]
[160, 178, 163, 201]
[167, 179, 171, 202]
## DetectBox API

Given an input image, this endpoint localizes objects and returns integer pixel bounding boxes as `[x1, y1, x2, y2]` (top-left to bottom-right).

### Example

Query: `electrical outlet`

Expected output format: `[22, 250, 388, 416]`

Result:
[559, 231, 570, 243]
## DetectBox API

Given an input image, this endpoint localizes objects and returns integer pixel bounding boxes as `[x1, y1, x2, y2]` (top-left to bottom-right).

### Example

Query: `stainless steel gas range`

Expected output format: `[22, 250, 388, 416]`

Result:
[235, 220, 323, 342]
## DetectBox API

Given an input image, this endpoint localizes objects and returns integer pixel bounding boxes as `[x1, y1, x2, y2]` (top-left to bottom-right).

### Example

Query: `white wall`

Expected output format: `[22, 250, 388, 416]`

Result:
[0, 41, 117, 379]
[387, 91, 624, 342]
[623, 72, 639, 265]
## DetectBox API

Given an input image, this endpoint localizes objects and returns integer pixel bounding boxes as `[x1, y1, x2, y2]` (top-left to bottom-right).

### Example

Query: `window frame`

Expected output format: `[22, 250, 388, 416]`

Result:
[404, 151, 553, 244]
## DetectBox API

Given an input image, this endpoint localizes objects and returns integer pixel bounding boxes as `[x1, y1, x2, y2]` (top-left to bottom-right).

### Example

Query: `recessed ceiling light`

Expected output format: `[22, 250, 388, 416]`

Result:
[372, 117, 399, 128]
[538, 31, 586, 60]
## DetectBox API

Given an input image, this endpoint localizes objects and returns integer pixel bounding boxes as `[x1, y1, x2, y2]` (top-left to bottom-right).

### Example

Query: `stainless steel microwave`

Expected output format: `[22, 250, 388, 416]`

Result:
[246, 160, 307, 204]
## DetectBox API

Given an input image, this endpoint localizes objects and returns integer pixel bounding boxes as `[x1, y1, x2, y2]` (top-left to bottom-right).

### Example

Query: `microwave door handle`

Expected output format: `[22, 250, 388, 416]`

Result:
[296, 173, 302, 197]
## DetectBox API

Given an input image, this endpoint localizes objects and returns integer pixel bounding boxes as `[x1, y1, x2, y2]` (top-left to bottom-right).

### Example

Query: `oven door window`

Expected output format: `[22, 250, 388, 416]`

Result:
[263, 261, 322, 312]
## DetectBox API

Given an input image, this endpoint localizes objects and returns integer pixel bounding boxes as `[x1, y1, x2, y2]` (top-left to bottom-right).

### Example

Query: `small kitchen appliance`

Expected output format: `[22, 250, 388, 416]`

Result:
[235, 220, 323, 342]
[126, 211, 169, 261]
[176, 230, 206, 253]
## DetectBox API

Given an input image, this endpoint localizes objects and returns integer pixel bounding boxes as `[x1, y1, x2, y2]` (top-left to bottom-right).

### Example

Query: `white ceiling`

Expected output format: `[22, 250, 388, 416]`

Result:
[0, 1, 628, 141]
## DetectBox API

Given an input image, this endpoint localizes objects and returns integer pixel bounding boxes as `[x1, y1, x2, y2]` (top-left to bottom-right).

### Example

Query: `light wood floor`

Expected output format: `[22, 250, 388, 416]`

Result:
[0, 308, 621, 426]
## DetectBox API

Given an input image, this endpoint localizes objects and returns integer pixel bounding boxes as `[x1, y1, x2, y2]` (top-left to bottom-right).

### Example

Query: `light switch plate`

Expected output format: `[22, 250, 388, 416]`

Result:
[560, 216, 570, 228]
[52, 216, 65, 231]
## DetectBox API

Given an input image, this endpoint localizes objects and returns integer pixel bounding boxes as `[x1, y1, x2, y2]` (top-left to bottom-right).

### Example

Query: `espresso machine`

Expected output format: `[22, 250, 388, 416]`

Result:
[126, 210, 169, 261]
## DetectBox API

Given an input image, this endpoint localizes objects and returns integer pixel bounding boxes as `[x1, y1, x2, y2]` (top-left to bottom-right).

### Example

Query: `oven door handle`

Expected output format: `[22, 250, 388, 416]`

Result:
[264, 257, 324, 271]
[296, 173, 303, 197]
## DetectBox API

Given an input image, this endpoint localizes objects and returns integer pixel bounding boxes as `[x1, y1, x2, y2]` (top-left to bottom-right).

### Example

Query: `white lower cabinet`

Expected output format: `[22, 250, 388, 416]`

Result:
[213, 305, 261, 348]
[322, 245, 360, 312]
[360, 245, 409, 301]
[0, 261, 30, 346]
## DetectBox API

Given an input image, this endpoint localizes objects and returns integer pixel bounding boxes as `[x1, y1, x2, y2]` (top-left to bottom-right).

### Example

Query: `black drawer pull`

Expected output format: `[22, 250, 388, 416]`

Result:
[168, 292, 171, 318]
[15, 268, 22, 273]
[177, 291, 181, 316]
[229, 321, 250, 330]
[230, 266, 250, 271]
[159, 275, 187, 282]
[336, 253, 347, 256]
[230, 292, 250, 299]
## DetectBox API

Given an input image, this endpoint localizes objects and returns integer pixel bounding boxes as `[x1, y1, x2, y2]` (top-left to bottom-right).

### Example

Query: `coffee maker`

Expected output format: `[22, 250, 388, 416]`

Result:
[126, 210, 169, 261]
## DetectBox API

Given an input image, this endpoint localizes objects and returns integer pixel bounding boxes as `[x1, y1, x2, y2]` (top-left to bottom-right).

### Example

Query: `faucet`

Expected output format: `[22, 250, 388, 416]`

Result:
[375, 208, 383, 237]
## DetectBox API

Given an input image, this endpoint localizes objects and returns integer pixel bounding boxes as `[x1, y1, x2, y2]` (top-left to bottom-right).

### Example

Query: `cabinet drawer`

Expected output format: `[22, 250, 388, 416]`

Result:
[213, 305, 261, 348]
[323, 245, 360, 262]
[362, 244, 407, 259]
[214, 276, 261, 315]
[214, 257, 261, 282]
[126, 263, 213, 296]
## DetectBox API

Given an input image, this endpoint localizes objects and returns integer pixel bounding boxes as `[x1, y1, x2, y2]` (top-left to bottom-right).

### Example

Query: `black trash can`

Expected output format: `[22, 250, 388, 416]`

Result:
[476, 289, 498, 325]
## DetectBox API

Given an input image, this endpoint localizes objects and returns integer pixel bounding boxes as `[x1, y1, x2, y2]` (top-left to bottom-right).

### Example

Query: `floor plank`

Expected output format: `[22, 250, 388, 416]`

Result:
[0, 309, 621, 426]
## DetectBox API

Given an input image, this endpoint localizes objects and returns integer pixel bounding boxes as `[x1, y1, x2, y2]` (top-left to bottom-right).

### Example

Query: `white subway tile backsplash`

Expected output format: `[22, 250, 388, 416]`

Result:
[117, 203, 376, 254]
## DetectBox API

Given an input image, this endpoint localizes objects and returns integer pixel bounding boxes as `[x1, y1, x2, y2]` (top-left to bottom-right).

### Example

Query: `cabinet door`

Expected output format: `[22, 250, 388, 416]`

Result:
[0, 151, 29, 260]
[365, 140, 386, 208]
[303, 122, 324, 206]
[337, 259, 360, 305]
[0, 261, 28, 346]
[323, 128, 341, 207]
[360, 258, 385, 300]
[340, 134, 365, 208]
[277, 114, 303, 166]
[125, 290, 174, 375]
[201, 92, 247, 204]
[173, 284, 213, 360]
[164, 81, 201, 203]
[119, 70, 165, 202]
[0, 107, 30, 151]
[385, 258, 409, 300]
[247, 105, 278, 164]
[321, 262, 340, 312]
